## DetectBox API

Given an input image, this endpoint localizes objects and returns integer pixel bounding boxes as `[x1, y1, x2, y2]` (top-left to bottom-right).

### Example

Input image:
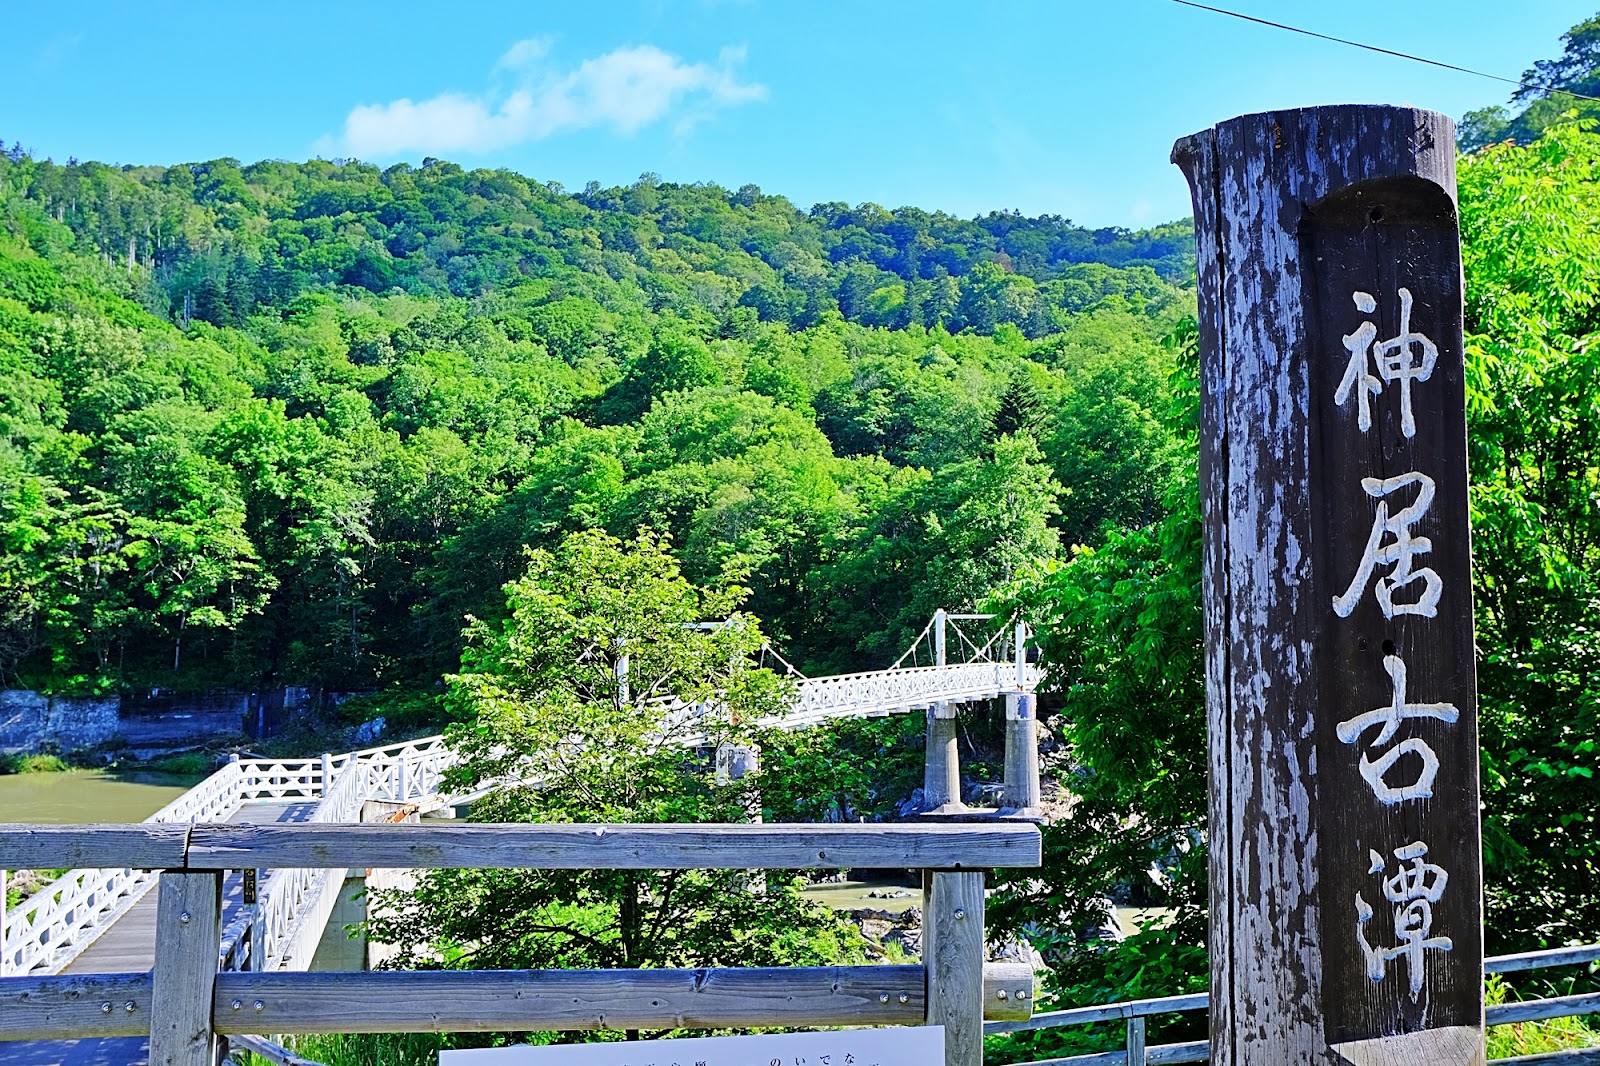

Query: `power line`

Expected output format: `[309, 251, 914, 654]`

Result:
[1168, 0, 1600, 106]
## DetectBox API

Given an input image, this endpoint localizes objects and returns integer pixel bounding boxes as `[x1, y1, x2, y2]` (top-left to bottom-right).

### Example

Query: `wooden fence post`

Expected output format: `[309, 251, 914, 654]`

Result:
[1174, 105, 1484, 1065]
[923, 870, 985, 1066]
[149, 871, 222, 1066]
[1126, 1015, 1146, 1066]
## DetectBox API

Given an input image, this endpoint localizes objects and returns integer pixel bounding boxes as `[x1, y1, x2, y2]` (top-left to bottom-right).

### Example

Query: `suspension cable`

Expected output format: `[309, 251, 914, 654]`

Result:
[890, 614, 939, 670]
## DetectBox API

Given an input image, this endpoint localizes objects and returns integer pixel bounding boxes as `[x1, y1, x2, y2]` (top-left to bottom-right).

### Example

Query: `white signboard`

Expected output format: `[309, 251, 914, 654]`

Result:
[440, 1025, 943, 1066]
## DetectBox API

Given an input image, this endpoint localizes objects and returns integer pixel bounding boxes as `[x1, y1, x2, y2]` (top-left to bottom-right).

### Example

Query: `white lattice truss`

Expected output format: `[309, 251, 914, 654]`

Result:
[2, 632, 1039, 979]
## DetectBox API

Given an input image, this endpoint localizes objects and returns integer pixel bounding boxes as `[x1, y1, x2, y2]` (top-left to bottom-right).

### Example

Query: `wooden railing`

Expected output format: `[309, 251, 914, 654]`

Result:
[1, 660, 1039, 981]
[984, 944, 1600, 1066]
[0, 761, 247, 976]
[0, 821, 1043, 1066]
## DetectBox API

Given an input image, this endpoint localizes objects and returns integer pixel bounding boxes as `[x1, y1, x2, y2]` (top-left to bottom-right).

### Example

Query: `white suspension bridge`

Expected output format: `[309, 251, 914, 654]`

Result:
[0, 611, 1040, 1011]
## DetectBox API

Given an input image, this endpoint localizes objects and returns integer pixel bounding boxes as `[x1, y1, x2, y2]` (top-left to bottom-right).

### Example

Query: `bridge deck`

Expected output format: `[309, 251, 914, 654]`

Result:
[1, 800, 316, 1066]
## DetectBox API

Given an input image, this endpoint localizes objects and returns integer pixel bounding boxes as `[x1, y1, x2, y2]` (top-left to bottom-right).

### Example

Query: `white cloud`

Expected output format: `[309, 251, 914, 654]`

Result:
[326, 40, 766, 158]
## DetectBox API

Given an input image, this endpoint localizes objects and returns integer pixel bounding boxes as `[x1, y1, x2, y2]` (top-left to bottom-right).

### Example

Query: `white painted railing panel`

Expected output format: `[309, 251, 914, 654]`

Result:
[2, 762, 246, 976]
[780, 663, 1043, 727]
[241, 760, 372, 972]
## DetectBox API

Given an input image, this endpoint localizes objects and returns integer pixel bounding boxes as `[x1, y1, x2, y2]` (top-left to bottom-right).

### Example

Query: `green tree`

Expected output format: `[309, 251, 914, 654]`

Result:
[1458, 120, 1600, 950]
[1460, 13, 1600, 150]
[367, 530, 866, 1043]
[984, 321, 1209, 1062]
[827, 432, 1064, 664]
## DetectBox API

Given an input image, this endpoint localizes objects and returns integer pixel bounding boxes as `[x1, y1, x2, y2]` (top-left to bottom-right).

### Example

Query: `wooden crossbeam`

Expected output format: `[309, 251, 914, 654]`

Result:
[0, 821, 1041, 872]
[187, 822, 1041, 871]
[0, 971, 154, 1040]
[212, 966, 921, 1034]
[0, 824, 189, 870]
[0, 962, 1036, 1040]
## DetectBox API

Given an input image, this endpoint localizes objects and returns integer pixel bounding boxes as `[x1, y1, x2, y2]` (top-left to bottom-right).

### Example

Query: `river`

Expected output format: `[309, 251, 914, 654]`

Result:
[0, 769, 204, 824]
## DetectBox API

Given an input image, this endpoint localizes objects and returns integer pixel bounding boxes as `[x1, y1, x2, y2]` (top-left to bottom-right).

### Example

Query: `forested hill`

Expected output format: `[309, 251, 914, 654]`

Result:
[0, 149, 1192, 334]
[0, 145, 1195, 699]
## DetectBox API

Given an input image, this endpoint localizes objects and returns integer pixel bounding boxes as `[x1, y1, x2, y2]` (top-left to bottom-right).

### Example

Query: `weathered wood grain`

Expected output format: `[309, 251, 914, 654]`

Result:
[1331, 1026, 1481, 1066]
[1128, 1016, 1147, 1066]
[1170, 121, 1235, 1066]
[981, 961, 1036, 1023]
[1306, 158, 1482, 1062]
[1175, 105, 1483, 1066]
[148, 872, 221, 1066]
[0, 824, 190, 870]
[183, 822, 1042, 871]
[1485, 992, 1600, 1027]
[0, 971, 153, 1040]
[1485, 944, 1600, 973]
[924, 870, 985, 1066]
[211, 966, 925, 1033]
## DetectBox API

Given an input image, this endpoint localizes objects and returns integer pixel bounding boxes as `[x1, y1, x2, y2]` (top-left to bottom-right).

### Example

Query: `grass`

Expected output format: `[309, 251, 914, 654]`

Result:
[135, 751, 218, 776]
[5, 868, 68, 908]
[1486, 975, 1600, 1057]
[1488, 1013, 1600, 1056]
[0, 748, 221, 777]
[239, 1033, 476, 1066]
[0, 752, 70, 774]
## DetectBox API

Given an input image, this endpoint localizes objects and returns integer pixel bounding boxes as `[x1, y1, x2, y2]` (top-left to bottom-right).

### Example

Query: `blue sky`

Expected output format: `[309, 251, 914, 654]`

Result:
[1, 1, 1591, 227]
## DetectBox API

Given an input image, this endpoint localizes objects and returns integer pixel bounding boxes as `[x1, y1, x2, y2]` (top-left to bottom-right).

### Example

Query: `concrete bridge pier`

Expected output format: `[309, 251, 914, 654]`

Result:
[1002, 693, 1042, 817]
[923, 702, 966, 814]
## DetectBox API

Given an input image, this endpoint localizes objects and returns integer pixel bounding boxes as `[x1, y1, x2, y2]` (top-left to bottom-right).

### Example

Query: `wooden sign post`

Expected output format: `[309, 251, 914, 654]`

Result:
[1174, 106, 1484, 1065]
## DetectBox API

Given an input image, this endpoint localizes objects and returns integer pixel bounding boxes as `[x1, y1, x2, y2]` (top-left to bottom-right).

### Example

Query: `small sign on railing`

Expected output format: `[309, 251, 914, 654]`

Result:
[439, 1026, 943, 1065]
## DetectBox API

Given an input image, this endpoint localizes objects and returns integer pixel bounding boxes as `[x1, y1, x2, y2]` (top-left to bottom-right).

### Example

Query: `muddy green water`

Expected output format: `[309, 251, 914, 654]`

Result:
[0, 769, 205, 823]
[800, 879, 922, 913]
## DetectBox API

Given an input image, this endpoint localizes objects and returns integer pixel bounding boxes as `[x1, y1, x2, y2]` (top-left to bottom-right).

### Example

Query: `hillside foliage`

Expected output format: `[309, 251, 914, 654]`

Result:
[0, 147, 1192, 694]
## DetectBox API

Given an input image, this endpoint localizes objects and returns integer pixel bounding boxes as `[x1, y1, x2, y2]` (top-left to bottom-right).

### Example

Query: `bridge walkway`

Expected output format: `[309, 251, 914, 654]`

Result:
[0, 800, 316, 1066]
[0, 611, 1042, 1065]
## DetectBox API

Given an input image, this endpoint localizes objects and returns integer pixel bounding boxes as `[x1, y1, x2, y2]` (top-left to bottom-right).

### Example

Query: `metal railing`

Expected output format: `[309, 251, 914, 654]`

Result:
[984, 944, 1600, 1065]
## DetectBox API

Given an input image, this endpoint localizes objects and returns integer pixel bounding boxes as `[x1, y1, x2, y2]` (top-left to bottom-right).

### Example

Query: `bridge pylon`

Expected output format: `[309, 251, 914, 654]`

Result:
[917, 610, 1043, 823]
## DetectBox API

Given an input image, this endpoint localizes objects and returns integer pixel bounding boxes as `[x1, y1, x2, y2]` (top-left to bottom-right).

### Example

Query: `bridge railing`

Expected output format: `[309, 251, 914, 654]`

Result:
[352, 738, 453, 804]
[222, 759, 379, 974]
[982, 943, 1600, 1066]
[2, 649, 1039, 979]
[1, 761, 246, 977]
[0, 821, 1043, 1066]
[3, 736, 462, 978]
[778, 662, 1043, 728]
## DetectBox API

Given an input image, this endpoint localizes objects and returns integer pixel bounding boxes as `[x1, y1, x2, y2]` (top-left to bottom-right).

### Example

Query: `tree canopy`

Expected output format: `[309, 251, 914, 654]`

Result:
[1460, 12, 1600, 150]
[0, 143, 1192, 694]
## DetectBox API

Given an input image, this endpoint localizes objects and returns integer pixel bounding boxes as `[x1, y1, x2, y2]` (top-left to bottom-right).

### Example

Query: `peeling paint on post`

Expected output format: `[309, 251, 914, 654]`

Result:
[1174, 106, 1484, 1066]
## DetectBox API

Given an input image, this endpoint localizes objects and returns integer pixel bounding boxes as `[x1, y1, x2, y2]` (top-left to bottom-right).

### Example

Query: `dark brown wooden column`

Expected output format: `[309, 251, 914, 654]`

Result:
[1174, 105, 1483, 1066]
